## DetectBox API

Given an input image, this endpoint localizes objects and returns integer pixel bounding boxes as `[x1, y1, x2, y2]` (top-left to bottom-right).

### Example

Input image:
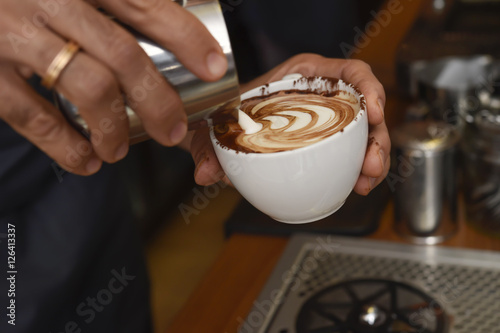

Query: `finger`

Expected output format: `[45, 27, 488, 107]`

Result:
[9, 27, 131, 163]
[97, 0, 228, 81]
[360, 122, 391, 178]
[337, 59, 385, 126]
[43, 1, 187, 146]
[190, 128, 225, 186]
[309, 57, 386, 126]
[1, 15, 130, 163]
[0, 66, 102, 175]
[59, 52, 131, 162]
[353, 153, 390, 196]
[354, 123, 391, 195]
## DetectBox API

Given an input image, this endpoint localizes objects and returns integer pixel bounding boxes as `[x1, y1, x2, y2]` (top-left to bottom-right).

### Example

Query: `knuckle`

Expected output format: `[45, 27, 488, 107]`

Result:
[351, 59, 371, 71]
[10, 105, 64, 141]
[287, 53, 325, 76]
[296, 53, 323, 62]
[29, 112, 64, 141]
[148, 98, 182, 122]
[173, 17, 208, 42]
[77, 70, 117, 105]
[0, 71, 65, 143]
[123, 0, 167, 19]
[106, 31, 144, 69]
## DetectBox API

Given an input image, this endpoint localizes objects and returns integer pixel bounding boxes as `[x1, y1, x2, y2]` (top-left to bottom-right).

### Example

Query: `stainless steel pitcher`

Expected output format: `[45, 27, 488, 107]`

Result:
[55, 0, 240, 144]
[391, 120, 460, 245]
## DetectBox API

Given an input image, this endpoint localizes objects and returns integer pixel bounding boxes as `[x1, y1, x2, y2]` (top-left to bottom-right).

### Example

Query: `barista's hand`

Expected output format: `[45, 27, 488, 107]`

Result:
[191, 53, 390, 195]
[0, 0, 227, 175]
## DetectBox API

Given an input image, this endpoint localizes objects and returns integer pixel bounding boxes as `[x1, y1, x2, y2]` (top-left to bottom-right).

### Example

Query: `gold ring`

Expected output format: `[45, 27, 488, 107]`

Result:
[41, 41, 80, 89]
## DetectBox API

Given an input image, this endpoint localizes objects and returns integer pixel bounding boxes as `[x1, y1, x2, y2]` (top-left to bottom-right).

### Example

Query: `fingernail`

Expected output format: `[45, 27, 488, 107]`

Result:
[206, 51, 227, 78]
[115, 142, 129, 161]
[377, 98, 385, 117]
[169, 121, 187, 145]
[86, 157, 102, 174]
[369, 177, 377, 190]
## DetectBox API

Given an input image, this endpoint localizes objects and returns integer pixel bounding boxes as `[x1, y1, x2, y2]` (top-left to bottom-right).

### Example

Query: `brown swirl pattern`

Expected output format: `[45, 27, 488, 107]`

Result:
[215, 89, 360, 153]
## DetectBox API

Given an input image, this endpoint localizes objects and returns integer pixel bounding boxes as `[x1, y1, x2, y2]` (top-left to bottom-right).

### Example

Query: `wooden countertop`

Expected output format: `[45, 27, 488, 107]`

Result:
[166, 0, 500, 331]
[166, 197, 500, 333]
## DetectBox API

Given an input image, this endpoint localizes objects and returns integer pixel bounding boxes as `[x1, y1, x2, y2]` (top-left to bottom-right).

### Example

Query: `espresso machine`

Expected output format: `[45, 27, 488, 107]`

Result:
[392, 0, 500, 237]
[396, 0, 500, 98]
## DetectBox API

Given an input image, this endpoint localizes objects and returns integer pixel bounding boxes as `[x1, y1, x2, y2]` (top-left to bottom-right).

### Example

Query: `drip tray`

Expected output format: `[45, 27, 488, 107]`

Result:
[240, 234, 500, 333]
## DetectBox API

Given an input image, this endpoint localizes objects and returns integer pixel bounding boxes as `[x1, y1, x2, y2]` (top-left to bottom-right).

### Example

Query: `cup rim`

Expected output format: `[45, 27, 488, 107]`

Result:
[210, 76, 367, 157]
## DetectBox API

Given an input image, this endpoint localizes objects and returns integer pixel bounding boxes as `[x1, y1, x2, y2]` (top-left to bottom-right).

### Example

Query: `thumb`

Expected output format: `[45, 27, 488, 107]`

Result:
[190, 128, 226, 186]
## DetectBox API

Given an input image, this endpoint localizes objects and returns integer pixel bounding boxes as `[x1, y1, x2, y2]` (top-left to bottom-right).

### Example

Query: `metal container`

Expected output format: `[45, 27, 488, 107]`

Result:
[461, 91, 500, 237]
[415, 55, 493, 127]
[55, 0, 240, 144]
[391, 121, 460, 245]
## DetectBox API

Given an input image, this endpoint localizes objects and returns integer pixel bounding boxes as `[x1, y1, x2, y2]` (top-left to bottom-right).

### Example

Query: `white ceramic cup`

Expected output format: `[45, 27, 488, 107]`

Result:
[210, 76, 368, 223]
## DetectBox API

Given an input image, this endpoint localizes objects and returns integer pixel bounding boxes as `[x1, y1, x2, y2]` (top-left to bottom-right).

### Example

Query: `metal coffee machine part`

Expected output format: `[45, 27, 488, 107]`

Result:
[391, 120, 460, 245]
[414, 55, 495, 126]
[55, 0, 240, 144]
[396, 0, 500, 96]
[461, 83, 500, 237]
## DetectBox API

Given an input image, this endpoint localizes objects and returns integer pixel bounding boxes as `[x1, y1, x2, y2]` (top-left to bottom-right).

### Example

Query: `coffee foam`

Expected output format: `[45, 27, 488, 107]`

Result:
[214, 77, 364, 154]
[238, 109, 262, 134]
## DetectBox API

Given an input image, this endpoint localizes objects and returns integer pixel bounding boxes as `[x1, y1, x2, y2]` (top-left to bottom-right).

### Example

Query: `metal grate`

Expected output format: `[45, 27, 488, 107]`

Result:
[296, 278, 448, 333]
[241, 235, 500, 333]
[294, 252, 500, 333]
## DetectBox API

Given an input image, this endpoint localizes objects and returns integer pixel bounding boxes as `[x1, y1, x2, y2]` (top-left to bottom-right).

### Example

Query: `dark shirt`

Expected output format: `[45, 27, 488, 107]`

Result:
[0, 79, 151, 333]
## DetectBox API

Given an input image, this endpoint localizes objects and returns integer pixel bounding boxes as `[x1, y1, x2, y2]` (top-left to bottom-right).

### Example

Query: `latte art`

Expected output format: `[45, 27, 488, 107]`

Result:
[215, 88, 361, 153]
